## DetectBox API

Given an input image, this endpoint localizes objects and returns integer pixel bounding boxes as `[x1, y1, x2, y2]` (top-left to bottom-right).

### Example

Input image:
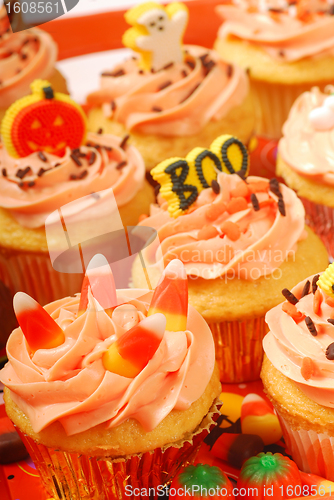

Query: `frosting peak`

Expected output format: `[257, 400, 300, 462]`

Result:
[0, 288, 215, 435]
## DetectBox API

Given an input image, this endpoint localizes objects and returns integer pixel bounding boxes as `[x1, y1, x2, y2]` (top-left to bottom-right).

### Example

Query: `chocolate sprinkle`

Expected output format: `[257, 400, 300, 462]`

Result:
[38, 151, 47, 162]
[154, 184, 160, 196]
[278, 197, 286, 216]
[88, 152, 96, 166]
[163, 62, 174, 70]
[186, 59, 195, 70]
[2, 168, 7, 177]
[16, 166, 31, 179]
[278, 50, 285, 58]
[97, 128, 103, 134]
[327, 319, 334, 326]
[211, 179, 220, 195]
[250, 193, 260, 211]
[301, 280, 311, 298]
[305, 316, 317, 336]
[199, 53, 209, 63]
[37, 167, 46, 177]
[227, 64, 233, 77]
[116, 161, 127, 170]
[20, 53, 28, 60]
[202, 60, 216, 75]
[78, 170, 88, 179]
[27, 181, 35, 187]
[110, 69, 125, 77]
[312, 274, 320, 294]
[69, 174, 77, 180]
[111, 100, 116, 111]
[119, 134, 130, 150]
[158, 80, 172, 91]
[152, 106, 163, 112]
[181, 70, 188, 78]
[326, 342, 334, 360]
[282, 288, 298, 305]
[18, 182, 24, 188]
[180, 83, 200, 104]
[70, 154, 82, 167]
[329, 5, 334, 14]
[269, 178, 282, 197]
[138, 69, 144, 74]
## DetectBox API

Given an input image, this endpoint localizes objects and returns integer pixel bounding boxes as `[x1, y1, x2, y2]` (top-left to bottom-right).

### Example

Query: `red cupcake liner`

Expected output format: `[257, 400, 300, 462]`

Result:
[299, 197, 334, 260]
[208, 316, 268, 383]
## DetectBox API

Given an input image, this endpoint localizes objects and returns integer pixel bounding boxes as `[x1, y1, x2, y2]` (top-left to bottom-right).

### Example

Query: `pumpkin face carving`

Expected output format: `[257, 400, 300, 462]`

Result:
[1, 79, 87, 158]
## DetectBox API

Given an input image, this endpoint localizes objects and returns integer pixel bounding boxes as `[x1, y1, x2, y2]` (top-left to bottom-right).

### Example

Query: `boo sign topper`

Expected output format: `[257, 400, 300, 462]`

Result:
[3, 0, 79, 31]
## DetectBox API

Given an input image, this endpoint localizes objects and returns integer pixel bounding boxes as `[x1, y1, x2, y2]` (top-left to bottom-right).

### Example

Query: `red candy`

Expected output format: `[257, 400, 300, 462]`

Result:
[170, 463, 234, 499]
[237, 453, 302, 500]
[13, 292, 65, 352]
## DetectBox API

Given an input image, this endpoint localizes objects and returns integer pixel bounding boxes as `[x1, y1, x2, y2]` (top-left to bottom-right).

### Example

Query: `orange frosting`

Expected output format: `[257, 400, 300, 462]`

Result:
[263, 275, 334, 408]
[217, 0, 334, 62]
[0, 132, 145, 228]
[139, 173, 305, 280]
[0, 6, 58, 109]
[87, 45, 248, 136]
[0, 289, 215, 435]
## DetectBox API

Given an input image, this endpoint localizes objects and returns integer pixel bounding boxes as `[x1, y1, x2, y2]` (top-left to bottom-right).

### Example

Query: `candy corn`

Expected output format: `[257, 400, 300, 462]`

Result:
[211, 433, 264, 469]
[102, 313, 166, 377]
[78, 254, 117, 316]
[241, 393, 282, 445]
[300, 471, 334, 496]
[148, 259, 188, 331]
[13, 292, 65, 352]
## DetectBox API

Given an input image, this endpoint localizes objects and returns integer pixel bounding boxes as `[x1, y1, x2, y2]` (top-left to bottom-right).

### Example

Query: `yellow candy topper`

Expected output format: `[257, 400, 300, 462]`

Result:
[317, 263, 334, 298]
[123, 2, 188, 72]
[151, 135, 249, 218]
[1, 79, 87, 158]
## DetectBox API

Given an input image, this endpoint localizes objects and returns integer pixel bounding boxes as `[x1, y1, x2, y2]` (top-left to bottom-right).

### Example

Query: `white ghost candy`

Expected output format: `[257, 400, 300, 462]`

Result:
[324, 95, 334, 112]
[309, 106, 334, 131]
[136, 7, 188, 71]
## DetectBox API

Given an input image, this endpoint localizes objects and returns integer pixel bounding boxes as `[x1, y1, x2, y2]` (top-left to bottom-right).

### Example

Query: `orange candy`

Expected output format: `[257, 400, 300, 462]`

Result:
[226, 197, 248, 214]
[13, 292, 65, 352]
[282, 302, 304, 322]
[148, 259, 188, 331]
[313, 289, 323, 315]
[231, 182, 250, 199]
[205, 200, 226, 221]
[198, 225, 219, 240]
[220, 221, 241, 241]
[248, 181, 269, 193]
[301, 357, 315, 381]
[102, 314, 166, 377]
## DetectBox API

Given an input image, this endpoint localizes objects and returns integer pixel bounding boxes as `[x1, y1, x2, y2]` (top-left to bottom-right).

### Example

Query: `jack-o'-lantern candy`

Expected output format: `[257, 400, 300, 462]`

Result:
[151, 134, 249, 218]
[1, 79, 87, 158]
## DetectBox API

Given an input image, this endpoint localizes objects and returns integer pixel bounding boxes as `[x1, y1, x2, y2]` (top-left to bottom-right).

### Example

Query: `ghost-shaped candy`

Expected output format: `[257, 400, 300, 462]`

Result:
[123, 2, 188, 72]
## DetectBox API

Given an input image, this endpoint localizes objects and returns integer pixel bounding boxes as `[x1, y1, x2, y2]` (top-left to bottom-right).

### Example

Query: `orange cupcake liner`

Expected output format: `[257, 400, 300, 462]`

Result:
[208, 316, 268, 384]
[16, 401, 221, 500]
[279, 415, 334, 481]
[0, 249, 83, 305]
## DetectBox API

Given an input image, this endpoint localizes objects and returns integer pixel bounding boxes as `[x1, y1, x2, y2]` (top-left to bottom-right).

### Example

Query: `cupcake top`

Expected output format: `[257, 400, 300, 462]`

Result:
[87, 1, 249, 137]
[0, 6, 58, 109]
[140, 136, 305, 280]
[216, 0, 334, 62]
[0, 258, 215, 435]
[0, 80, 145, 228]
[263, 265, 334, 408]
[279, 87, 334, 186]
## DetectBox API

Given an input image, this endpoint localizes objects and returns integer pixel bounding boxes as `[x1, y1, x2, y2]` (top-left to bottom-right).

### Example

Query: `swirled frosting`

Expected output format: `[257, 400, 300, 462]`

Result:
[139, 173, 305, 280]
[0, 289, 215, 435]
[87, 45, 248, 136]
[216, 0, 334, 62]
[0, 6, 58, 109]
[0, 132, 145, 228]
[279, 87, 334, 186]
[263, 276, 334, 408]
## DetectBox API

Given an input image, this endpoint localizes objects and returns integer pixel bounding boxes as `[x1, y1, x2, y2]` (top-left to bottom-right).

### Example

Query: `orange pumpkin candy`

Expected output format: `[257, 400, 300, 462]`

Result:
[1, 79, 87, 158]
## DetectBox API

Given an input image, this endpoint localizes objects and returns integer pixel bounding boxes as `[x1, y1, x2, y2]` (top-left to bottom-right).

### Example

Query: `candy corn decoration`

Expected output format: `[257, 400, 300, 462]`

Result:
[147, 259, 188, 331]
[300, 471, 334, 496]
[123, 2, 188, 72]
[102, 313, 166, 377]
[78, 254, 117, 317]
[13, 292, 65, 352]
[317, 264, 334, 298]
[170, 463, 234, 500]
[1, 79, 87, 158]
[241, 393, 282, 446]
[237, 453, 302, 500]
[211, 433, 264, 469]
[151, 135, 249, 217]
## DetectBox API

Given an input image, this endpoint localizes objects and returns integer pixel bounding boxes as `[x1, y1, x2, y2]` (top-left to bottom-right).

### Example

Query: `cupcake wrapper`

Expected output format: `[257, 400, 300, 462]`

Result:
[250, 80, 328, 139]
[16, 401, 221, 500]
[208, 316, 268, 383]
[0, 248, 83, 305]
[279, 415, 334, 481]
[299, 197, 334, 260]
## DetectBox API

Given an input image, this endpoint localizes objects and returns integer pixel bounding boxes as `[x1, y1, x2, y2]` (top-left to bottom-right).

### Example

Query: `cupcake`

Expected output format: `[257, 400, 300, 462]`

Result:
[0, 5, 67, 122]
[0, 256, 221, 500]
[214, 0, 334, 139]
[277, 86, 334, 259]
[0, 79, 155, 305]
[86, 1, 255, 172]
[261, 264, 334, 480]
[132, 135, 328, 383]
